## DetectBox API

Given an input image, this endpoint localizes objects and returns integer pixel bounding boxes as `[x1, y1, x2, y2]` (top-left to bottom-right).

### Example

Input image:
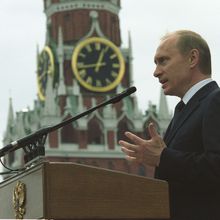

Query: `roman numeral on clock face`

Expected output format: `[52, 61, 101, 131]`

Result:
[86, 76, 93, 85]
[105, 78, 111, 85]
[86, 45, 92, 52]
[95, 43, 101, 51]
[79, 53, 86, 58]
[79, 69, 86, 78]
[112, 63, 120, 68]
[111, 71, 118, 78]
[96, 80, 102, 87]
[110, 54, 117, 59]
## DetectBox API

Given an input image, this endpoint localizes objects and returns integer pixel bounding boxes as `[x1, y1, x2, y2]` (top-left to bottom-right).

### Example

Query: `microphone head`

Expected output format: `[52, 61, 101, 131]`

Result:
[126, 86, 137, 95]
[110, 86, 137, 104]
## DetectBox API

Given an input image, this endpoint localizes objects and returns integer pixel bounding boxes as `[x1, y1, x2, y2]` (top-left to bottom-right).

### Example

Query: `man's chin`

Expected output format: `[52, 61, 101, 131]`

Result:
[162, 87, 170, 95]
[162, 88, 174, 96]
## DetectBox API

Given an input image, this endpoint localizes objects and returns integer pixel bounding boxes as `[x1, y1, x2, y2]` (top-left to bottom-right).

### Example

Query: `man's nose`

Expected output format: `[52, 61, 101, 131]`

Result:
[153, 66, 161, 77]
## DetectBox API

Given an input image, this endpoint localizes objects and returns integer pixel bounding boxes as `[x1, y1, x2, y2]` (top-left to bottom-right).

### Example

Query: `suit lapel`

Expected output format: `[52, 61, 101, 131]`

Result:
[164, 81, 219, 146]
[164, 100, 199, 145]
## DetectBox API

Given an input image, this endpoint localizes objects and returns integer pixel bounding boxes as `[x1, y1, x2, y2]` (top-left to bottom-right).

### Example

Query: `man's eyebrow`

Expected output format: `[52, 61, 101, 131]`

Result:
[154, 56, 162, 64]
[155, 56, 169, 63]
[154, 56, 159, 64]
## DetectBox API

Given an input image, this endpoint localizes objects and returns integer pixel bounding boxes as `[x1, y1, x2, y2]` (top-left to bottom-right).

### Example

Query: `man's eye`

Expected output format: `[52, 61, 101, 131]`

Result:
[154, 56, 169, 65]
[158, 57, 167, 64]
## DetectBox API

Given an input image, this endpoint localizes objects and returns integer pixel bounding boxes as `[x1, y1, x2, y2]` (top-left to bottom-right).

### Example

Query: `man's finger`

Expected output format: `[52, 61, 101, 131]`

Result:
[124, 132, 145, 144]
[148, 123, 159, 138]
[121, 147, 136, 157]
[125, 155, 137, 162]
[119, 140, 138, 152]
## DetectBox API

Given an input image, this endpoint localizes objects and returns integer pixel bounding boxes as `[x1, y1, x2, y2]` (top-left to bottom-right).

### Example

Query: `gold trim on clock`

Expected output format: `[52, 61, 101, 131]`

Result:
[37, 46, 55, 101]
[72, 37, 125, 92]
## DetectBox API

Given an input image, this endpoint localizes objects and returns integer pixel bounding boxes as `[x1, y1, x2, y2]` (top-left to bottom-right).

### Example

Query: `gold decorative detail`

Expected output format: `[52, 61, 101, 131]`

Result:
[72, 37, 125, 92]
[13, 181, 26, 219]
[37, 46, 55, 101]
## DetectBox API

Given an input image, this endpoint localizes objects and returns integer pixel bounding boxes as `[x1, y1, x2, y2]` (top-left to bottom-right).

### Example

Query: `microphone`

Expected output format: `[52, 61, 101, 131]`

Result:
[107, 86, 137, 104]
[0, 127, 51, 157]
[0, 86, 137, 157]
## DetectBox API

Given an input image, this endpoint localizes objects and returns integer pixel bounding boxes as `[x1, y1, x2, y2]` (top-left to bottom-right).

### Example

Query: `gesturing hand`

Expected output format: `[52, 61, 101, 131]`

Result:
[119, 123, 166, 167]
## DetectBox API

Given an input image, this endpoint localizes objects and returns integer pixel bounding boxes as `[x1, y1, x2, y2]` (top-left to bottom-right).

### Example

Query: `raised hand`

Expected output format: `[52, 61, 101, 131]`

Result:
[119, 123, 166, 167]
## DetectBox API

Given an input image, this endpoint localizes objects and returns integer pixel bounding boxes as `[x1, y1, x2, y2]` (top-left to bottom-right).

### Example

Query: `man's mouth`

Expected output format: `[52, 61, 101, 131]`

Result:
[160, 79, 168, 88]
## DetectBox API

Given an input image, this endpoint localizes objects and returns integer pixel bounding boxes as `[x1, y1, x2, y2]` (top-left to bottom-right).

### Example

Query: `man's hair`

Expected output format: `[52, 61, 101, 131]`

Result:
[162, 30, 212, 75]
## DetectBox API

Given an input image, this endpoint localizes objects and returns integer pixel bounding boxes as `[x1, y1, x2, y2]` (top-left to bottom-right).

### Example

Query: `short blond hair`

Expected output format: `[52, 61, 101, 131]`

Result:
[162, 30, 212, 75]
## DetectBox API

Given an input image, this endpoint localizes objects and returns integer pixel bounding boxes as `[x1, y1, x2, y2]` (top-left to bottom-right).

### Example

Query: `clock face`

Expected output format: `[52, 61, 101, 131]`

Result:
[71, 37, 125, 92]
[37, 46, 55, 101]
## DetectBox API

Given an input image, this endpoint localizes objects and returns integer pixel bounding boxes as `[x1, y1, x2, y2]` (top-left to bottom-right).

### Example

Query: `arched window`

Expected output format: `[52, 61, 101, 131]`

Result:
[117, 117, 133, 142]
[61, 115, 78, 143]
[88, 117, 103, 144]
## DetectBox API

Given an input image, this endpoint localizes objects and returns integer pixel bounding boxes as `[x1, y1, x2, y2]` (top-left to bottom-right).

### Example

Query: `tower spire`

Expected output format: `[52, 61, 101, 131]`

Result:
[158, 88, 169, 119]
[5, 97, 15, 136]
[128, 31, 134, 86]
[57, 26, 66, 96]
[158, 88, 171, 135]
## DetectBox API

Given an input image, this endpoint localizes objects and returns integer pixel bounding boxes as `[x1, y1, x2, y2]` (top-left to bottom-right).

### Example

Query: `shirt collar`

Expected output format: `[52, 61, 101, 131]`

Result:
[182, 78, 213, 104]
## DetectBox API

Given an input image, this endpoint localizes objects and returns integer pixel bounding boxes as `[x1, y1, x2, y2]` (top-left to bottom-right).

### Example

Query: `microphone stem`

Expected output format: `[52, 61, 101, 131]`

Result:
[0, 87, 136, 158]
[50, 98, 109, 132]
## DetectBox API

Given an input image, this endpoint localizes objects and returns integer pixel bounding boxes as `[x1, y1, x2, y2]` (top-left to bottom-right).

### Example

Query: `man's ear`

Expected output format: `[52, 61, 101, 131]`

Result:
[189, 49, 199, 68]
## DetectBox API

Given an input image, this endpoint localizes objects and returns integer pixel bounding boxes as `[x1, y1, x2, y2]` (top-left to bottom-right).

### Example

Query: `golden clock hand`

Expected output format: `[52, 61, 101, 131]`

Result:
[78, 62, 106, 69]
[95, 49, 105, 72]
[38, 71, 47, 80]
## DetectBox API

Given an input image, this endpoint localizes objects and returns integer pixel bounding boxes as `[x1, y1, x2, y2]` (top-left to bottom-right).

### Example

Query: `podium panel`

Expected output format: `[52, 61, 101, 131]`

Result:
[0, 162, 170, 219]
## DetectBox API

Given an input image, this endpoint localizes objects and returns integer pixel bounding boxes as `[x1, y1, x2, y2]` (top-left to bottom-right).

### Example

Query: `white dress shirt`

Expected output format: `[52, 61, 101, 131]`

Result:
[182, 78, 213, 104]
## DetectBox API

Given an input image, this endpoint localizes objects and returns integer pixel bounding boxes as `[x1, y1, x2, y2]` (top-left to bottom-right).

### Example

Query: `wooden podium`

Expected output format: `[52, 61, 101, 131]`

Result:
[0, 162, 170, 219]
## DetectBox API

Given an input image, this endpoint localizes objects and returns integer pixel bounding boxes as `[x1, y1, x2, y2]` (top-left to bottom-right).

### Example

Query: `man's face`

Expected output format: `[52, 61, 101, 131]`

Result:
[153, 35, 192, 98]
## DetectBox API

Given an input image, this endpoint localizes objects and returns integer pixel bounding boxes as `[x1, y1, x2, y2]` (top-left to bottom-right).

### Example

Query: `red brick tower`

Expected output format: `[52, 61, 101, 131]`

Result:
[4, 1, 172, 178]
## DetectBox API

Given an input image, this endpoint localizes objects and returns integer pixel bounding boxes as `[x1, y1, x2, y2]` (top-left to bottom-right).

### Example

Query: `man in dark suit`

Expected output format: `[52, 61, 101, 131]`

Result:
[119, 30, 220, 220]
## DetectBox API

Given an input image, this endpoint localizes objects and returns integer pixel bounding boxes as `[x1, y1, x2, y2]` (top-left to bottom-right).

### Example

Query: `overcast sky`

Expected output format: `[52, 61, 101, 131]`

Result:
[1, 0, 220, 146]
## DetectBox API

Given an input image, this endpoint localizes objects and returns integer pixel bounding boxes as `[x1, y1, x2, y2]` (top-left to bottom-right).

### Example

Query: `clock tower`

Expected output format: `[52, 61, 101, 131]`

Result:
[3, 0, 171, 178]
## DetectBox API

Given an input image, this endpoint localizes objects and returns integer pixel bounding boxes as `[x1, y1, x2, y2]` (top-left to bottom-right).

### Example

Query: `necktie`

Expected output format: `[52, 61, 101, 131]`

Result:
[171, 100, 185, 129]
[163, 100, 185, 143]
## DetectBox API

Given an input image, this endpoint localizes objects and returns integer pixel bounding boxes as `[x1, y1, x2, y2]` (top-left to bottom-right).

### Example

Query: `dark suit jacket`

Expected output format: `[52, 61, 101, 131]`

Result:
[156, 81, 220, 220]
